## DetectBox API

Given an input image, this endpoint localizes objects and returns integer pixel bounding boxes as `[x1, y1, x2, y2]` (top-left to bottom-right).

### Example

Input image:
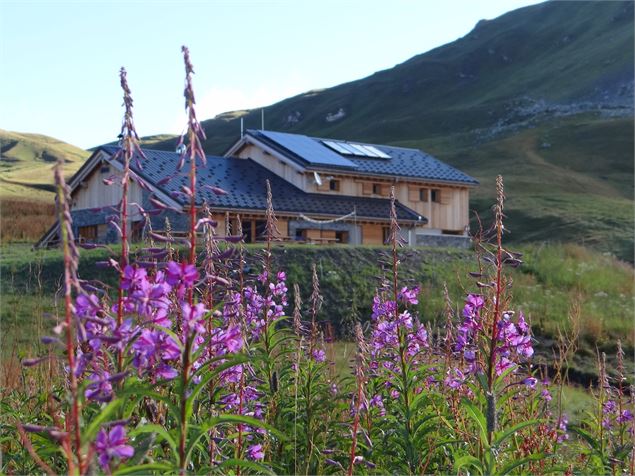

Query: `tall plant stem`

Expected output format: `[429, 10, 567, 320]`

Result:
[178, 44, 202, 476]
[56, 163, 82, 474]
[389, 188, 414, 471]
[347, 374, 364, 476]
[179, 335, 193, 474]
[486, 175, 505, 445]
[116, 67, 136, 373]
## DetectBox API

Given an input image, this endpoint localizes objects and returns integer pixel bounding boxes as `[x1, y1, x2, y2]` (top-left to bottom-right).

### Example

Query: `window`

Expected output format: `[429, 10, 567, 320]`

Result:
[419, 188, 428, 202]
[335, 230, 349, 244]
[382, 226, 391, 244]
[100, 165, 110, 174]
[329, 179, 340, 191]
[372, 183, 381, 195]
[431, 189, 441, 203]
[131, 221, 144, 242]
[78, 225, 97, 241]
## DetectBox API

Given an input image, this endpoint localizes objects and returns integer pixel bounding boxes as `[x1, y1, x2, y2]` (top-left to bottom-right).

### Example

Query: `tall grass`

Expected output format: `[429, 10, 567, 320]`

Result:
[0, 199, 55, 243]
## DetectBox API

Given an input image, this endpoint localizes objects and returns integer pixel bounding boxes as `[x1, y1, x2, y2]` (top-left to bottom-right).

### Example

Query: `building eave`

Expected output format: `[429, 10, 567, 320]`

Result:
[304, 166, 479, 188]
[224, 133, 307, 173]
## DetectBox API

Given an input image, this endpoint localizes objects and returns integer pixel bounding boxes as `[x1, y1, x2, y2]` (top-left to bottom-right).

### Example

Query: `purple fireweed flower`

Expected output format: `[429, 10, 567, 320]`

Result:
[603, 400, 617, 414]
[246, 444, 265, 460]
[181, 302, 208, 337]
[523, 377, 538, 388]
[132, 328, 180, 379]
[398, 286, 420, 305]
[106, 319, 137, 351]
[557, 415, 569, 443]
[74, 293, 102, 318]
[369, 394, 385, 415]
[406, 323, 429, 357]
[85, 372, 114, 402]
[156, 363, 179, 380]
[166, 261, 198, 288]
[371, 295, 397, 321]
[617, 409, 634, 424]
[495, 356, 515, 376]
[221, 325, 243, 353]
[118, 270, 172, 321]
[219, 363, 244, 385]
[94, 425, 134, 470]
[445, 368, 466, 390]
[121, 265, 147, 290]
[463, 294, 484, 318]
[311, 348, 326, 363]
[396, 310, 413, 328]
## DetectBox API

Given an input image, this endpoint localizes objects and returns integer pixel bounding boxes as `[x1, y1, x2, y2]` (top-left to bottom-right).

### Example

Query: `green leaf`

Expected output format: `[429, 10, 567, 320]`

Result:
[463, 399, 489, 448]
[218, 458, 276, 475]
[475, 372, 489, 394]
[492, 419, 541, 448]
[113, 462, 174, 475]
[131, 423, 178, 455]
[125, 432, 156, 466]
[454, 454, 484, 475]
[83, 399, 122, 442]
[499, 452, 545, 475]
[614, 443, 634, 461]
[184, 414, 287, 466]
[117, 386, 181, 423]
[187, 354, 250, 416]
[569, 425, 601, 453]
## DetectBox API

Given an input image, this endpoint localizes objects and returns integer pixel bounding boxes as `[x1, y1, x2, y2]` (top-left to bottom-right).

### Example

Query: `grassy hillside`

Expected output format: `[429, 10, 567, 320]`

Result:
[1, 242, 633, 385]
[146, 1, 633, 260]
[0, 129, 89, 201]
[406, 115, 635, 261]
[151, 1, 633, 153]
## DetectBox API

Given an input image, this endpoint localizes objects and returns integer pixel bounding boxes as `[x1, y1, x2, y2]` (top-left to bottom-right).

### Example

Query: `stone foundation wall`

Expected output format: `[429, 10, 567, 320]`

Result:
[415, 234, 472, 249]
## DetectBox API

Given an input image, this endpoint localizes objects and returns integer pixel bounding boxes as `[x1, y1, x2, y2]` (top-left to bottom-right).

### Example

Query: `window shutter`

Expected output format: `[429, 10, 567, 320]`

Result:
[380, 184, 391, 196]
[362, 182, 373, 195]
[408, 186, 419, 202]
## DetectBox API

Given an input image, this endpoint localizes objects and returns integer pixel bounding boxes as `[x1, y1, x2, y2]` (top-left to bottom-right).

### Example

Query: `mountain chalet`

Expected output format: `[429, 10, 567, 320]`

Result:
[38, 130, 478, 247]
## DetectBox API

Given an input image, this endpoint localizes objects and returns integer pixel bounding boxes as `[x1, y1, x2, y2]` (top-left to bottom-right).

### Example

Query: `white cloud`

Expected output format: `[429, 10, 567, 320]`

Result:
[169, 72, 310, 133]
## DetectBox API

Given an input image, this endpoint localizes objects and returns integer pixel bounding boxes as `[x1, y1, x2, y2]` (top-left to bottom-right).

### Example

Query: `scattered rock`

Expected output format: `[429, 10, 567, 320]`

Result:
[326, 108, 346, 123]
[285, 111, 302, 125]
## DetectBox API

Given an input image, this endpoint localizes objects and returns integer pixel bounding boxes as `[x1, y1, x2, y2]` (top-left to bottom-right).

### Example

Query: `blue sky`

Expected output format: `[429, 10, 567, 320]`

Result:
[1, 0, 541, 149]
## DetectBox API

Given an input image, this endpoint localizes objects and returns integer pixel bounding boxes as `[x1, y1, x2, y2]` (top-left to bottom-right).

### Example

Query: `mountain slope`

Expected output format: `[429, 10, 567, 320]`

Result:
[151, 1, 633, 152]
[0, 129, 89, 200]
[149, 0, 633, 260]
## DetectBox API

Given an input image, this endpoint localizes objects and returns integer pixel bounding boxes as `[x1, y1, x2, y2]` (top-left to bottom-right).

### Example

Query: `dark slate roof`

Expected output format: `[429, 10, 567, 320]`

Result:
[245, 129, 478, 185]
[100, 146, 424, 223]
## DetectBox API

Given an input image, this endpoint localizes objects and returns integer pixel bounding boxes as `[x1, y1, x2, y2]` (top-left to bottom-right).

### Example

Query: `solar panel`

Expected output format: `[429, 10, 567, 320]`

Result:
[348, 144, 378, 157]
[256, 131, 357, 169]
[322, 140, 351, 155]
[364, 145, 391, 159]
[322, 139, 392, 160]
[348, 143, 372, 156]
